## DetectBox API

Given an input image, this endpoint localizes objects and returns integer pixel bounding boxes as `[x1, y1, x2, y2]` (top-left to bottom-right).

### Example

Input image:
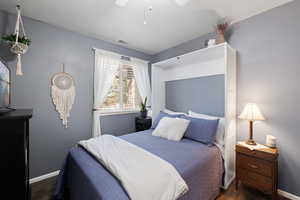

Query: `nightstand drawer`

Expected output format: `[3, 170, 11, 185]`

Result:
[237, 153, 272, 177]
[237, 168, 273, 193]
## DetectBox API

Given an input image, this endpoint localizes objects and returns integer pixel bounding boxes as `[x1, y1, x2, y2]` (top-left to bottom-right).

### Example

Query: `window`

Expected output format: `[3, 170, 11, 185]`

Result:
[100, 64, 142, 113]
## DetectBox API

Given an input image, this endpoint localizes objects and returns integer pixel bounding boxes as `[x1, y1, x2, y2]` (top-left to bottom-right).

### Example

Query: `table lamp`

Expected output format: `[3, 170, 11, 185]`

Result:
[238, 103, 265, 145]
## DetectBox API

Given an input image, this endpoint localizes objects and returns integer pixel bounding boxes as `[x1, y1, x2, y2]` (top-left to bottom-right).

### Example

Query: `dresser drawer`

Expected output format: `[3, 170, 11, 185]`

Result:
[237, 168, 273, 193]
[237, 153, 272, 177]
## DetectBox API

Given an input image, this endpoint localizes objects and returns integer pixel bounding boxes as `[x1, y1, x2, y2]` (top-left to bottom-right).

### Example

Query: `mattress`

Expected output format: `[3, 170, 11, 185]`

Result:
[54, 130, 224, 200]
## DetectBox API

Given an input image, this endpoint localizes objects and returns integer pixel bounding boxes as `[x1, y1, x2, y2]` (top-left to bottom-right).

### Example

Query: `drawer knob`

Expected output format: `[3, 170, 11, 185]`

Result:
[248, 164, 259, 169]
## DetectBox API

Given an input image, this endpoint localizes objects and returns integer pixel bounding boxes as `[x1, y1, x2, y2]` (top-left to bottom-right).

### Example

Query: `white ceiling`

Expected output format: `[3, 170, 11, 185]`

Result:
[0, 0, 293, 55]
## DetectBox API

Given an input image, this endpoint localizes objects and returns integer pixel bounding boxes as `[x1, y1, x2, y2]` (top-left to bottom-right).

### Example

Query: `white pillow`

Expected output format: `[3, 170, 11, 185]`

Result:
[152, 117, 190, 141]
[188, 111, 225, 147]
[163, 109, 187, 116]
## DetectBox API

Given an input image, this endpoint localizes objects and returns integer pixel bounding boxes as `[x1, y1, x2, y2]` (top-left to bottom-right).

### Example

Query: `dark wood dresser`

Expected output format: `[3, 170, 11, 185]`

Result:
[0, 109, 33, 200]
[236, 143, 278, 199]
[135, 116, 152, 132]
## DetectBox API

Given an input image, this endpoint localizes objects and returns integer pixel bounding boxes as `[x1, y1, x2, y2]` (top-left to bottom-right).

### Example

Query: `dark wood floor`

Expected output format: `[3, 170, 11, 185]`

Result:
[31, 177, 289, 200]
[31, 177, 57, 200]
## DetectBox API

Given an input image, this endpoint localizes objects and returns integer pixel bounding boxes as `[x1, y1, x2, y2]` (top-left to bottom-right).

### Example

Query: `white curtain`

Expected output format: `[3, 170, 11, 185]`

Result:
[132, 58, 151, 106]
[93, 49, 121, 137]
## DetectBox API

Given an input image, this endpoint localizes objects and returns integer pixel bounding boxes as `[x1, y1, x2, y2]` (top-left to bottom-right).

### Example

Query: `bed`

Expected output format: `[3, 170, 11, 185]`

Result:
[54, 129, 224, 200]
[55, 44, 236, 200]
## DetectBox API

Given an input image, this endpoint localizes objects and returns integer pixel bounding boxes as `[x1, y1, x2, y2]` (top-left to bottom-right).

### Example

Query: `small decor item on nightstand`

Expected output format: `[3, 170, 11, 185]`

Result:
[140, 97, 148, 118]
[266, 135, 277, 148]
[239, 103, 265, 145]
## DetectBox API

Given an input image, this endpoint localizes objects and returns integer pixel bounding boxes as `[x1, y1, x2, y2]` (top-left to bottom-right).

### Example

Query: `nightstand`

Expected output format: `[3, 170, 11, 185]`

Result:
[135, 116, 152, 132]
[236, 142, 278, 199]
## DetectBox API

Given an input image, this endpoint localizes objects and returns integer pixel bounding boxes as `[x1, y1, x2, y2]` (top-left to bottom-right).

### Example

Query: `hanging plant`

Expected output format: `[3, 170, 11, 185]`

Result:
[2, 5, 30, 76]
[2, 34, 31, 46]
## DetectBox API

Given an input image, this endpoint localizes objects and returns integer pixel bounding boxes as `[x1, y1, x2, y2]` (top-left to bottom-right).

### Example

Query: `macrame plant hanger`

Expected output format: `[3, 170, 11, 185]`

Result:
[51, 64, 76, 128]
[11, 5, 28, 76]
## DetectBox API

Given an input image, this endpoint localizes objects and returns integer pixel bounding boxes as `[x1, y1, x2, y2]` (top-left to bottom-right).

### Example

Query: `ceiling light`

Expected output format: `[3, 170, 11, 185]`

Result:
[115, 0, 190, 7]
[115, 0, 128, 7]
[174, 0, 190, 6]
[143, 6, 152, 25]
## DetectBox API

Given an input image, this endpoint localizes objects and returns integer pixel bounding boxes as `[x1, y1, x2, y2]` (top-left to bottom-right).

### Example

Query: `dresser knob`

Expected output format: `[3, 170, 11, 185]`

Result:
[248, 163, 259, 169]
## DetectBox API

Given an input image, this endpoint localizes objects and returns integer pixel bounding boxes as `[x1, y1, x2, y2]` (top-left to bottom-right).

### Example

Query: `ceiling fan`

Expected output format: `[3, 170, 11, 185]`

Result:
[115, 0, 191, 7]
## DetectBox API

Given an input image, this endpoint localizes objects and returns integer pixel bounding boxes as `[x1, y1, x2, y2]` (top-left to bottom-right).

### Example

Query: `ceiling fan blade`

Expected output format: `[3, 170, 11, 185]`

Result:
[174, 0, 190, 6]
[115, 0, 129, 7]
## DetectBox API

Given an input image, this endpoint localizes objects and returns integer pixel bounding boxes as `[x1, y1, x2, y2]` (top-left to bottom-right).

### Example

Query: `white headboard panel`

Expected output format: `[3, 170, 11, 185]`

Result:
[151, 43, 237, 189]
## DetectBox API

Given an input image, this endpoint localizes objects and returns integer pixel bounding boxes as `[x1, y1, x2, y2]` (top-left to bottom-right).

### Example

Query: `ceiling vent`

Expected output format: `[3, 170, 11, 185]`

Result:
[118, 40, 128, 45]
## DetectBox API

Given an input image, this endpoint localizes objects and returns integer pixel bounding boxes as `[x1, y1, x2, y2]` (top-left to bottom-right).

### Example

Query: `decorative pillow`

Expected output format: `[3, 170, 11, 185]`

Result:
[188, 111, 225, 146]
[152, 117, 190, 141]
[151, 111, 183, 129]
[180, 115, 219, 144]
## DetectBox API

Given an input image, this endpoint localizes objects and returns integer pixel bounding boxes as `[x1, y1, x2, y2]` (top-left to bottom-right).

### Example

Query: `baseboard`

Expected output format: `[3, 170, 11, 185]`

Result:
[29, 170, 60, 184]
[28, 171, 300, 200]
[278, 189, 300, 200]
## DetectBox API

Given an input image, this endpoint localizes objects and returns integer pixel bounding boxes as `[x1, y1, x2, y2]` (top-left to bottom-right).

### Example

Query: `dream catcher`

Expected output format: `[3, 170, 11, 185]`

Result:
[51, 64, 75, 128]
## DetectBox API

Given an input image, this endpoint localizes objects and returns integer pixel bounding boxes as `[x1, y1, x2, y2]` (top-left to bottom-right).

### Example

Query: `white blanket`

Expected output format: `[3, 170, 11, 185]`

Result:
[79, 135, 188, 200]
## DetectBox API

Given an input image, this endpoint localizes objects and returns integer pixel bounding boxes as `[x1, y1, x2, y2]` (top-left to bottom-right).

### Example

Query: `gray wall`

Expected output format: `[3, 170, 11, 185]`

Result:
[152, 1, 300, 196]
[0, 10, 151, 178]
[151, 32, 216, 63]
[165, 75, 225, 117]
[101, 113, 139, 136]
[0, 11, 7, 35]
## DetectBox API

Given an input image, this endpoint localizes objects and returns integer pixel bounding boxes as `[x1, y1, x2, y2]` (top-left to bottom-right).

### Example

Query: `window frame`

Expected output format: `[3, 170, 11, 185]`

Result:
[98, 63, 141, 115]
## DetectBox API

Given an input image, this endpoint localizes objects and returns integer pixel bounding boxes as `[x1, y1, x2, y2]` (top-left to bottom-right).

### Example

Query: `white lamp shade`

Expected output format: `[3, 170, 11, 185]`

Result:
[238, 103, 265, 121]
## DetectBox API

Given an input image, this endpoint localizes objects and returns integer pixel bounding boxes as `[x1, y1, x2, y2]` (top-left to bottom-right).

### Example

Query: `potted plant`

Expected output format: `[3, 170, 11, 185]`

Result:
[216, 19, 229, 44]
[140, 97, 148, 118]
[1, 33, 31, 75]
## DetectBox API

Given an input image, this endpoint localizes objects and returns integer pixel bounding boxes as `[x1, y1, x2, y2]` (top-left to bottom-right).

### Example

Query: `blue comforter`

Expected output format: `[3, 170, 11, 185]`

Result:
[54, 130, 223, 200]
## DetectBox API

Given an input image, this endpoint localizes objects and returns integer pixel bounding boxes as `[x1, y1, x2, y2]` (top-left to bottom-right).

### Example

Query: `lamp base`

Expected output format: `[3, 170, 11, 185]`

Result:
[246, 139, 256, 145]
